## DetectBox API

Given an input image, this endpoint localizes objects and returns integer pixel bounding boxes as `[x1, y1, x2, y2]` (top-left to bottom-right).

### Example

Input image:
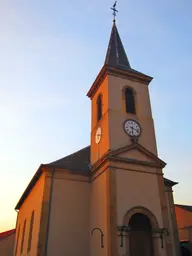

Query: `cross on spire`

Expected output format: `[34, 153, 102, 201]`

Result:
[111, 1, 118, 22]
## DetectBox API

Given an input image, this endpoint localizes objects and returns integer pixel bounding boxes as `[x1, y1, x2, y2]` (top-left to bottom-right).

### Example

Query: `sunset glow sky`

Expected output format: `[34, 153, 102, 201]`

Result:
[0, 0, 192, 232]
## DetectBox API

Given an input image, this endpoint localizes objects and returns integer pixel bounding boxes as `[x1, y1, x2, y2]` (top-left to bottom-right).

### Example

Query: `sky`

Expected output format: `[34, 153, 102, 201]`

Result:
[0, 0, 191, 232]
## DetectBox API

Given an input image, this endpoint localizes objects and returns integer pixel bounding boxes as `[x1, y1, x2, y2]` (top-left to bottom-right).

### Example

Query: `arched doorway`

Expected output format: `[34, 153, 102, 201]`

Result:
[129, 213, 153, 256]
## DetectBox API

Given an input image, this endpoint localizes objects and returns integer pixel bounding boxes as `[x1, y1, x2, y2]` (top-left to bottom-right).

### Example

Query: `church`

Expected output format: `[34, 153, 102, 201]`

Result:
[13, 13, 181, 256]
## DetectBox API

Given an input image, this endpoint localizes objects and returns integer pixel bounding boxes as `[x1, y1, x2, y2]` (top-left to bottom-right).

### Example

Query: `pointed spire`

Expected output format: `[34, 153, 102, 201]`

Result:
[105, 22, 131, 69]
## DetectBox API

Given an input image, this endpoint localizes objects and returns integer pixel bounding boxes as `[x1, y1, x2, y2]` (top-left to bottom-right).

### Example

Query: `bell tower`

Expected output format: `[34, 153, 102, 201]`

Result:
[87, 5, 180, 255]
[87, 21, 157, 165]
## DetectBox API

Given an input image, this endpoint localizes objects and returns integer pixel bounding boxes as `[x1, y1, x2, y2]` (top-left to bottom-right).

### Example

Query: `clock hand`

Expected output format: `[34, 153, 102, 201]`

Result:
[131, 126, 134, 135]
[132, 126, 138, 135]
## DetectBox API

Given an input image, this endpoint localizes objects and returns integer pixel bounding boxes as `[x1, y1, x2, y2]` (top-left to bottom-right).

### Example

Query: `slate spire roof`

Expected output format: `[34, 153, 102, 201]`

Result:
[105, 21, 131, 69]
[87, 21, 153, 99]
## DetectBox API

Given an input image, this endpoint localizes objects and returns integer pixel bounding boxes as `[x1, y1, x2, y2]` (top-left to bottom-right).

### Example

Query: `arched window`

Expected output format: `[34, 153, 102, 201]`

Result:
[125, 87, 136, 114]
[28, 211, 35, 252]
[97, 94, 102, 121]
[20, 219, 26, 254]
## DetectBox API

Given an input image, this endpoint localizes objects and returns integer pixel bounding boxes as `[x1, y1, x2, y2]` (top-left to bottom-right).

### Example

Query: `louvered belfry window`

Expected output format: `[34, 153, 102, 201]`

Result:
[97, 95, 102, 121]
[125, 88, 136, 114]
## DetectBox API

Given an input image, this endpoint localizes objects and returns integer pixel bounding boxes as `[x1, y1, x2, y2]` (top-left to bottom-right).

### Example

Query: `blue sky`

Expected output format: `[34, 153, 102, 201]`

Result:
[0, 0, 191, 232]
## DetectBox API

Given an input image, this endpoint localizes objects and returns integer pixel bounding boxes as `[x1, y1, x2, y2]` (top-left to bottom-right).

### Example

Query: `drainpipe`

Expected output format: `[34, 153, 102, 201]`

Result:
[44, 167, 55, 256]
[13, 209, 19, 256]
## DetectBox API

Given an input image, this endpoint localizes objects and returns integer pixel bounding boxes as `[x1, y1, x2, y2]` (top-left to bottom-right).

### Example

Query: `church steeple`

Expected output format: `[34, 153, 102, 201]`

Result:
[88, 15, 155, 165]
[105, 22, 131, 69]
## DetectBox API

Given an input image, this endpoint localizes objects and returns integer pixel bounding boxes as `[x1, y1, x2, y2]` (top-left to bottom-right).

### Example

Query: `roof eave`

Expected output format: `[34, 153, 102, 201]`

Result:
[175, 204, 192, 212]
[15, 164, 45, 210]
[164, 178, 178, 187]
[87, 65, 107, 99]
[46, 164, 90, 177]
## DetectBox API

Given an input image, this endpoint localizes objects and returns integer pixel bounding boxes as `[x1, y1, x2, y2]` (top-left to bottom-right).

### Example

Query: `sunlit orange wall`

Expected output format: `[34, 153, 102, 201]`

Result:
[91, 76, 109, 164]
[14, 172, 45, 256]
[175, 206, 192, 241]
[47, 171, 90, 256]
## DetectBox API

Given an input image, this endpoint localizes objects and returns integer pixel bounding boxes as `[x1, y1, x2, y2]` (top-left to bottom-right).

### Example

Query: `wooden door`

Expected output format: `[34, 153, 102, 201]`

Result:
[129, 213, 153, 256]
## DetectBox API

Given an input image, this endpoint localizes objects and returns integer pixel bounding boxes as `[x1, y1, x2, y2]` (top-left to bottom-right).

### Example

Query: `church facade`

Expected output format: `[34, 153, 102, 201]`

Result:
[14, 20, 181, 256]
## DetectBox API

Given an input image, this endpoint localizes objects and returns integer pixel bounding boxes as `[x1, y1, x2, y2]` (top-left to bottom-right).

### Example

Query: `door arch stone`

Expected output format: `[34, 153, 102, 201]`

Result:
[123, 207, 160, 256]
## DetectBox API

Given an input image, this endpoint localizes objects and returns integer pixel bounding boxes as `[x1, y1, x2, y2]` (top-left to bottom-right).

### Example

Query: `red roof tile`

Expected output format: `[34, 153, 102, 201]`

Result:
[0, 229, 16, 240]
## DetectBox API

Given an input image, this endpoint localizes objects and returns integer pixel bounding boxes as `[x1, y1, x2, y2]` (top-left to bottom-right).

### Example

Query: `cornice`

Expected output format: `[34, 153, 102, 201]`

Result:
[91, 143, 166, 175]
[109, 156, 163, 168]
[87, 65, 153, 99]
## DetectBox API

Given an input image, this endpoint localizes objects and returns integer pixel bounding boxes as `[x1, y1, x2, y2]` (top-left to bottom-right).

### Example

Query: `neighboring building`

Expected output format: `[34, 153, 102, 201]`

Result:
[13, 17, 181, 256]
[175, 204, 192, 243]
[0, 229, 15, 256]
[190, 226, 192, 243]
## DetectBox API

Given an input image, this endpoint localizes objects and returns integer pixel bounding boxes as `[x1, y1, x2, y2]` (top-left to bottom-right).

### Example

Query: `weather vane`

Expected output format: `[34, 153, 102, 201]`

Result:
[111, 1, 118, 22]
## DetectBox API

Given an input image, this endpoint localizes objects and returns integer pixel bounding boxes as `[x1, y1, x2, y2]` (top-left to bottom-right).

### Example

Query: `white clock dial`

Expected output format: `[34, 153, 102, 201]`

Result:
[124, 120, 141, 137]
[95, 127, 102, 144]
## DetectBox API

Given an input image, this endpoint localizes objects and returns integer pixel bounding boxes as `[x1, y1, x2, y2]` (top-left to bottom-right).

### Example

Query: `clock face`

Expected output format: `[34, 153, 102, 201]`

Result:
[124, 120, 141, 137]
[95, 127, 102, 144]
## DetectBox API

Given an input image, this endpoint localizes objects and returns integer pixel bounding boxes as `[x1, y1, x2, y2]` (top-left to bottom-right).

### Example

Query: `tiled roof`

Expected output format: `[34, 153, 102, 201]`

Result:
[0, 229, 15, 240]
[175, 204, 192, 212]
[47, 146, 90, 175]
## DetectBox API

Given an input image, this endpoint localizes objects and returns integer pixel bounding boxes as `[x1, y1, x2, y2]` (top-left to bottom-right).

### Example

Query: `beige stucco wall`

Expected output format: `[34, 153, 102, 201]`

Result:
[116, 166, 166, 256]
[164, 187, 181, 256]
[0, 233, 15, 256]
[14, 172, 45, 256]
[108, 75, 157, 155]
[165, 188, 176, 255]
[90, 74, 157, 166]
[47, 170, 90, 256]
[89, 71, 161, 255]
[90, 170, 108, 256]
